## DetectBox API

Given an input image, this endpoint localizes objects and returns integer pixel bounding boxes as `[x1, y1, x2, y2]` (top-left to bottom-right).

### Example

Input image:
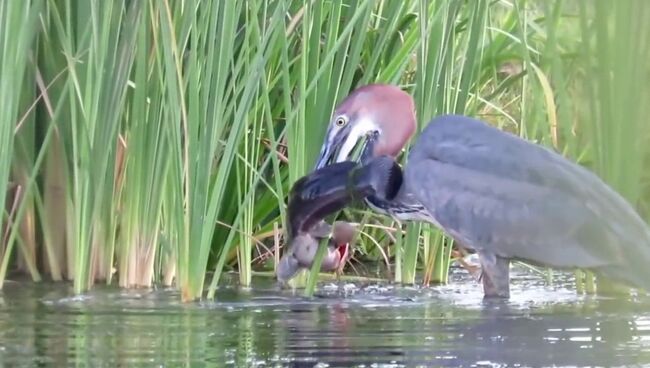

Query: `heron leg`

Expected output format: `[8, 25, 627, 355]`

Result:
[478, 252, 510, 298]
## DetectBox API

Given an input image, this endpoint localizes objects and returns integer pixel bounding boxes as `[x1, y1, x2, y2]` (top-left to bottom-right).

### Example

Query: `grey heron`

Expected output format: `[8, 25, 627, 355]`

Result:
[313, 84, 650, 298]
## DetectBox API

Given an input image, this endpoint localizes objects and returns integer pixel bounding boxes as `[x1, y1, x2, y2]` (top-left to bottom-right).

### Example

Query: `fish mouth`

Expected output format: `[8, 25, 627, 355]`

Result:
[336, 243, 349, 273]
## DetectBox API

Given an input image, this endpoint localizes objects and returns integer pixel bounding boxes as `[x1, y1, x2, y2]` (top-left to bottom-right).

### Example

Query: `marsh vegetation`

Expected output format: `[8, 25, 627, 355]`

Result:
[0, 0, 648, 302]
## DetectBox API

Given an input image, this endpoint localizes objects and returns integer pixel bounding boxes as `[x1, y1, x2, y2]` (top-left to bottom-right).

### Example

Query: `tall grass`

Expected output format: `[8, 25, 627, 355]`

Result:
[0, 0, 648, 301]
[575, 0, 650, 292]
[0, 0, 44, 282]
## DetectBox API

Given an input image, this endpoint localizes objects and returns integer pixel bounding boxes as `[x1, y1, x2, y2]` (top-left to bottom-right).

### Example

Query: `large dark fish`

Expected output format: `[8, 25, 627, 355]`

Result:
[277, 156, 403, 283]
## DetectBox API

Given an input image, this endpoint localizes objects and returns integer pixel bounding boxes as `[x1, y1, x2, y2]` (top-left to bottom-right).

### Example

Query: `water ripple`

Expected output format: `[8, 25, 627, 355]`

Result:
[1, 267, 650, 366]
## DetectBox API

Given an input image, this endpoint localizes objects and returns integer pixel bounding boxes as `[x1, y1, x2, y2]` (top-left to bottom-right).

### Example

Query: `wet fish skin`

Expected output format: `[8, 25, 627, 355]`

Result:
[276, 229, 339, 283]
[287, 155, 402, 238]
[277, 156, 402, 283]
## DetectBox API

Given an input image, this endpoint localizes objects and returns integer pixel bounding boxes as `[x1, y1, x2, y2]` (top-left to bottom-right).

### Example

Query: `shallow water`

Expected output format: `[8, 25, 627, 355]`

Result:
[2, 266, 650, 367]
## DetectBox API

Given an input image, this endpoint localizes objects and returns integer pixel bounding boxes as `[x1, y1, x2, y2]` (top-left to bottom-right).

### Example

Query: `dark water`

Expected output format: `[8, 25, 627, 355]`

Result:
[2, 266, 650, 367]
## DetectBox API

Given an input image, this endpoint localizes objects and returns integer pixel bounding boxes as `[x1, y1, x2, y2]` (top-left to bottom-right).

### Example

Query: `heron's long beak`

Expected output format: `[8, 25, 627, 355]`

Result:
[314, 125, 349, 170]
[314, 123, 375, 170]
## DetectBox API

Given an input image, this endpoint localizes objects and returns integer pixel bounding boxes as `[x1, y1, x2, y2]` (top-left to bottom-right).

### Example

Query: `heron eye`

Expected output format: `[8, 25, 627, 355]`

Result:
[334, 116, 347, 127]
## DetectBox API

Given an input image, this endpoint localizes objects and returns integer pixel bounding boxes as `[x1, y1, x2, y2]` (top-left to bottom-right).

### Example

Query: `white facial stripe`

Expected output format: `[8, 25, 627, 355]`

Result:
[335, 116, 378, 162]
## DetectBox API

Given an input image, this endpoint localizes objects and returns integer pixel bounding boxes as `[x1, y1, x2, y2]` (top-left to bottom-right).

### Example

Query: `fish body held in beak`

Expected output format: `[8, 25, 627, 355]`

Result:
[276, 221, 352, 282]
[277, 156, 402, 284]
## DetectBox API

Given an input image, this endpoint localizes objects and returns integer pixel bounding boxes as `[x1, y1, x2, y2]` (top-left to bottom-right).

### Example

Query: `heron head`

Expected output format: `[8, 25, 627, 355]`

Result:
[314, 84, 416, 169]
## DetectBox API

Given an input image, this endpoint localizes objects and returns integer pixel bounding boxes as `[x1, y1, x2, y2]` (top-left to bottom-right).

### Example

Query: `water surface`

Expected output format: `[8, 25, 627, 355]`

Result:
[2, 266, 650, 367]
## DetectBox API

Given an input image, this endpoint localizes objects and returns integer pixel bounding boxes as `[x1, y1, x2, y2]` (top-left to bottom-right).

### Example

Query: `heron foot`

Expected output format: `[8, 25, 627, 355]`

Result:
[478, 252, 510, 298]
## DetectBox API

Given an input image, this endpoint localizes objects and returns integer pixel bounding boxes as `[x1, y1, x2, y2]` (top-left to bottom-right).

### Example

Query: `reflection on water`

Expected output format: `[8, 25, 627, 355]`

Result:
[1, 266, 650, 367]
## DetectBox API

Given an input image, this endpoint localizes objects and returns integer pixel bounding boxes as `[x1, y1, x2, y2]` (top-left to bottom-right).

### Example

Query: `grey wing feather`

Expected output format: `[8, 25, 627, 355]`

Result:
[405, 115, 650, 286]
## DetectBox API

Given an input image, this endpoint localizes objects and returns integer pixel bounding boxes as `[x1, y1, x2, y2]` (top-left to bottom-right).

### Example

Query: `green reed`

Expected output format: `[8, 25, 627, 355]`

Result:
[0, 0, 646, 302]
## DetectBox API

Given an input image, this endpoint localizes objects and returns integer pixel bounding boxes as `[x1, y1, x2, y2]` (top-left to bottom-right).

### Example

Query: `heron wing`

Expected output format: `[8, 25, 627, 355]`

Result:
[405, 115, 650, 270]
